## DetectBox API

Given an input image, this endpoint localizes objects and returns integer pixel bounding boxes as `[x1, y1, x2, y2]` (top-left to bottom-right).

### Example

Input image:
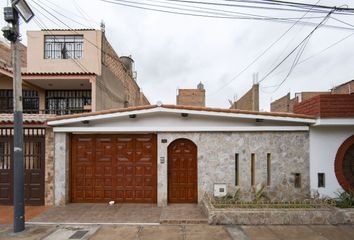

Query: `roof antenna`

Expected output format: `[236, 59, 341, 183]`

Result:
[100, 20, 105, 33]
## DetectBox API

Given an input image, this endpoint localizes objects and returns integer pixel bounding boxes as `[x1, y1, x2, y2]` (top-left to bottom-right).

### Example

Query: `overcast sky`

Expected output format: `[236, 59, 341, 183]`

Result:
[1, 0, 354, 110]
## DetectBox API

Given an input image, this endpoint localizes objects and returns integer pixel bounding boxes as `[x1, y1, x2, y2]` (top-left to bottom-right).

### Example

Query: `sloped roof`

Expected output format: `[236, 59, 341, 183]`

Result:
[47, 104, 315, 126]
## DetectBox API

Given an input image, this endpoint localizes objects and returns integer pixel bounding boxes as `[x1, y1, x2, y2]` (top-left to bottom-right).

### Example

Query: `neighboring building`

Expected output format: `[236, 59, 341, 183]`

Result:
[271, 79, 354, 113]
[0, 40, 27, 68]
[271, 91, 330, 113]
[47, 105, 313, 206]
[331, 79, 354, 94]
[230, 83, 259, 111]
[0, 29, 150, 206]
[294, 94, 354, 197]
[176, 82, 205, 107]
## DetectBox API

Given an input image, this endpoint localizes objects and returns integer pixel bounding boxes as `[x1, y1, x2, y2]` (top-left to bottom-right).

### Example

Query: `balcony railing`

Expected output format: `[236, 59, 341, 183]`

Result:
[0, 108, 91, 115]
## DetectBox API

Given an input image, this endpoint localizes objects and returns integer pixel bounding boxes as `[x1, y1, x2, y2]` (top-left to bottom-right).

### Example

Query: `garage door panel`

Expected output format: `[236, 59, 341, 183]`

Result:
[72, 134, 156, 203]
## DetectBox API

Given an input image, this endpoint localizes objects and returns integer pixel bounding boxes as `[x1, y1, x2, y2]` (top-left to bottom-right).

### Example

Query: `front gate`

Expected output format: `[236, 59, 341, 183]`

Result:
[0, 128, 45, 205]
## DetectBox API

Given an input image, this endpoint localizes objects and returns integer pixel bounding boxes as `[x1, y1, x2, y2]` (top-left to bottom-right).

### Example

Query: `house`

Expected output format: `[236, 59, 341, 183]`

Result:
[46, 105, 314, 206]
[0, 28, 149, 205]
[293, 94, 354, 197]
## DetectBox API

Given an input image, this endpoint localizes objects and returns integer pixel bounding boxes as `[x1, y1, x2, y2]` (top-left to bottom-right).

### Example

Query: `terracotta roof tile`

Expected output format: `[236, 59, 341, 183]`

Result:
[23, 71, 96, 76]
[48, 104, 315, 122]
[0, 114, 55, 125]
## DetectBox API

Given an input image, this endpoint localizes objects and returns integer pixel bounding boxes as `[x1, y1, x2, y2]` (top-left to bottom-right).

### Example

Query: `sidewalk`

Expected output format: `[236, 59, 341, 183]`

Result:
[1, 224, 354, 240]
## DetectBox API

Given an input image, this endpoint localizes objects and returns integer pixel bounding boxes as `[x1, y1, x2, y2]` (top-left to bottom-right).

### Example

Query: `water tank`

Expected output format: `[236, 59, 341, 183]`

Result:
[120, 56, 134, 77]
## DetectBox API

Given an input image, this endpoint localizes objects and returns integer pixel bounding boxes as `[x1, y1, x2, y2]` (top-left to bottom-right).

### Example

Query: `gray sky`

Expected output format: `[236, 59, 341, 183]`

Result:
[1, 0, 354, 110]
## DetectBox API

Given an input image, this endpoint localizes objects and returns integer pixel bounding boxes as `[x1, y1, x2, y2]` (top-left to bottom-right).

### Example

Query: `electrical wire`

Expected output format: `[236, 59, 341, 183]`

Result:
[210, 0, 321, 95]
[95, 0, 354, 31]
[258, 10, 334, 84]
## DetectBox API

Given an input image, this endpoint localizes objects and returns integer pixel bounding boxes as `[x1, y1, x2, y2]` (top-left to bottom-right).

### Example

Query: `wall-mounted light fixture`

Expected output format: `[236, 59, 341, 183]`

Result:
[129, 114, 137, 119]
[181, 113, 189, 118]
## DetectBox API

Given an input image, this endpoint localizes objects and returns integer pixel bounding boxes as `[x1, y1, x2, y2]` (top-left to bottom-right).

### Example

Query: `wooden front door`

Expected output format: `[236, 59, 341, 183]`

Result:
[168, 138, 197, 203]
[71, 134, 157, 203]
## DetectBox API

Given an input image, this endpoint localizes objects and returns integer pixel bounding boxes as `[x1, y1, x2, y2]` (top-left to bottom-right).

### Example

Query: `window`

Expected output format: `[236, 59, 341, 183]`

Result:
[251, 153, 255, 186]
[45, 90, 91, 115]
[267, 153, 271, 186]
[235, 153, 239, 186]
[0, 90, 39, 113]
[294, 173, 301, 188]
[44, 35, 83, 59]
[318, 173, 325, 188]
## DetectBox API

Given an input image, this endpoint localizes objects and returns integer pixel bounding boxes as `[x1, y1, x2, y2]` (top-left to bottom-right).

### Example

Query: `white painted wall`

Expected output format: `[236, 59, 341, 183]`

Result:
[310, 126, 354, 197]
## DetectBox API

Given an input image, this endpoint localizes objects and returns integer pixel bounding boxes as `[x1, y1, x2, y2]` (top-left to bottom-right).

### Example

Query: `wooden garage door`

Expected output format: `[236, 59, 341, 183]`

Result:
[168, 138, 198, 203]
[71, 134, 157, 203]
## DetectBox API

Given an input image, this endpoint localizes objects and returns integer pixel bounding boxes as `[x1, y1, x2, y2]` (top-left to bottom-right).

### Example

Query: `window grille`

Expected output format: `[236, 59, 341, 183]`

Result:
[0, 90, 39, 113]
[44, 35, 83, 59]
[45, 90, 91, 115]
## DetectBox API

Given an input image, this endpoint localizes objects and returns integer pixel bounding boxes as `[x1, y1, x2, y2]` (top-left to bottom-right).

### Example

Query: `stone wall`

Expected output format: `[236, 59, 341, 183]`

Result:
[54, 132, 70, 206]
[202, 198, 354, 225]
[45, 127, 54, 205]
[157, 132, 309, 206]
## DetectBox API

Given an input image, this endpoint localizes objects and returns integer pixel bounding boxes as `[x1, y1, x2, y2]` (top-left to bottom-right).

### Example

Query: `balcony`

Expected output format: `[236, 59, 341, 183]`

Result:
[0, 90, 92, 116]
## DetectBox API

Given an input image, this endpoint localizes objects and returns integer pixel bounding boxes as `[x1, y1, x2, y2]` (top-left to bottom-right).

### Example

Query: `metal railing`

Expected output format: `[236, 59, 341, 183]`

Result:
[0, 108, 91, 115]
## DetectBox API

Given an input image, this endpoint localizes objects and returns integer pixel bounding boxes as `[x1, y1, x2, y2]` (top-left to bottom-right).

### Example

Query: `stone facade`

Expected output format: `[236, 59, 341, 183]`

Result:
[54, 133, 70, 206]
[157, 132, 309, 206]
[45, 127, 54, 205]
[231, 84, 259, 111]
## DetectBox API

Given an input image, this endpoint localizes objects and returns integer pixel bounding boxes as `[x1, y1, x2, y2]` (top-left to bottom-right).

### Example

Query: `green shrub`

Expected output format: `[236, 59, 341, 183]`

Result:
[335, 190, 354, 208]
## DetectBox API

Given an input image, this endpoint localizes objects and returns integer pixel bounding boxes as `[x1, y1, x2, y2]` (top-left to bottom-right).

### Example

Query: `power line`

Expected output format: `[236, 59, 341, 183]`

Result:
[154, 0, 354, 15]
[258, 10, 333, 84]
[96, 0, 354, 31]
[210, 1, 321, 95]
[255, 0, 354, 12]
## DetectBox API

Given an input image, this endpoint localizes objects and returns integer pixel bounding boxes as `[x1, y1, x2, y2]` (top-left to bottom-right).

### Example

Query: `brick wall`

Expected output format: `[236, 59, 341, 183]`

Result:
[177, 88, 205, 107]
[0, 41, 27, 68]
[332, 80, 354, 94]
[300, 92, 330, 101]
[271, 92, 329, 113]
[101, 35, 147, 107]
[231, 84, 259, 111]
[293, 94, 354, 118]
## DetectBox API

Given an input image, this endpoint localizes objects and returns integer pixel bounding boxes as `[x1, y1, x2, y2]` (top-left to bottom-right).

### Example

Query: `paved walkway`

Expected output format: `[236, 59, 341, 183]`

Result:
[0, 224, 354, 240]
[27, 203, 207, 224]
[0, 206, 48, 224]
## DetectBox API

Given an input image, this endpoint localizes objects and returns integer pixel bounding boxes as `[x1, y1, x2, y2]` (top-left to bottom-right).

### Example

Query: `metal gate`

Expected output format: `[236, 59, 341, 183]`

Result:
[0, 128, 45, 205]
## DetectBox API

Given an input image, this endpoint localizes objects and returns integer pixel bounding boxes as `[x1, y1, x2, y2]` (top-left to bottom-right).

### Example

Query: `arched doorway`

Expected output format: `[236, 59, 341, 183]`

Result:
[168, 138, 198, 203]
[335, 135, 354, 192]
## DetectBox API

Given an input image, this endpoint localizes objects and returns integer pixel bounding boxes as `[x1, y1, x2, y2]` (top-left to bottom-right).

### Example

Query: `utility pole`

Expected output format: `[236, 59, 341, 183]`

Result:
[2, 0, 34, 233]
[12, 10, 25, 233]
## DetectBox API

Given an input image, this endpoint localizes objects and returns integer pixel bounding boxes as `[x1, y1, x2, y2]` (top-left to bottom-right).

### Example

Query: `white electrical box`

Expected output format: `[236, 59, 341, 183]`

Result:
[214, 183, 227, 197]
